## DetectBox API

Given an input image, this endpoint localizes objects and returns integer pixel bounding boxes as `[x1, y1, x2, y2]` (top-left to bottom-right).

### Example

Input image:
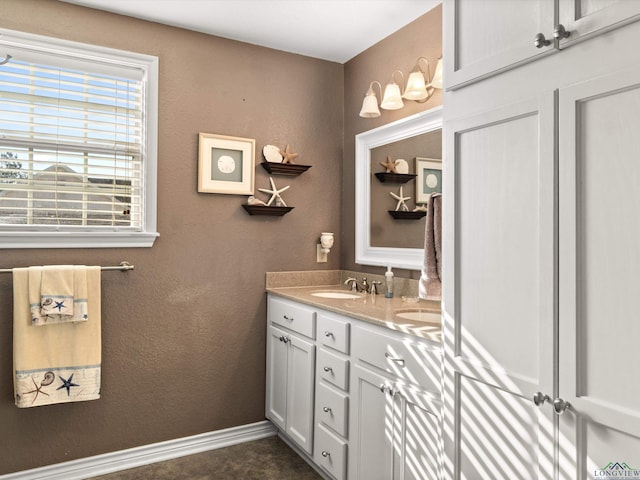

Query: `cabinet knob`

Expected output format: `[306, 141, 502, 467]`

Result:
[323, 366, 333, 373]
[385, 352, 405, 365]
[553, 24, 570, 40]
[379, 383, 395, 396]
[552, 397, 571, 415]
[324, 331, 334, 338]
[283, 315, 294, 321]
[279, 335, 290, 344]
[323, 406, 332, 413]
[321, 450, 331, 457]
[533, 391, 550, 407]
[534, 32, 551, 48]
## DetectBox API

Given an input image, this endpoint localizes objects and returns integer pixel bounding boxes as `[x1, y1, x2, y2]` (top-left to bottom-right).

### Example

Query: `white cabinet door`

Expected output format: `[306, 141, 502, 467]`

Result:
[558, 64, 640, 476]
[286, 332, 316, 454]
[444, 0, 554, 89]
[349, 364, 395, 480]
[265, 324, 315, 455]
[396, 385, 443, 480]
[266, 324, 288, 431]
[558, 0, 640, 47]
[443, 95, 557, 480]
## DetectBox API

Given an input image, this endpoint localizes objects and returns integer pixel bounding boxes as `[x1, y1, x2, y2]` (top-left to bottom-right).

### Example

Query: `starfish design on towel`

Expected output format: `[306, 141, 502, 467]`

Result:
[57, 374, 79, 396]
[54, 300, 66, 312]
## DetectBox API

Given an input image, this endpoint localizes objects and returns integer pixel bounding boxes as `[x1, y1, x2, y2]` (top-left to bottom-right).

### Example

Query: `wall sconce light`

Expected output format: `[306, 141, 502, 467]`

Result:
[359, 81, 383, 118]
[403, 56, 443, 102]
[359, 55, 442, 118]
[380, 70, 405, 110]
[317, 232, 334, 263]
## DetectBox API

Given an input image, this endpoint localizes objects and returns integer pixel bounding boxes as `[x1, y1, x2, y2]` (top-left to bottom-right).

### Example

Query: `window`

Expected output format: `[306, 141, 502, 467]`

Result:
[0, 29, 158, 248]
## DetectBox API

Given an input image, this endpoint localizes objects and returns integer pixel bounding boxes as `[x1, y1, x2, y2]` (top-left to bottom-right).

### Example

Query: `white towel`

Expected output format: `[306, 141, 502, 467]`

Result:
[30, 266, 89, 326]
[13, 266, 102, 408]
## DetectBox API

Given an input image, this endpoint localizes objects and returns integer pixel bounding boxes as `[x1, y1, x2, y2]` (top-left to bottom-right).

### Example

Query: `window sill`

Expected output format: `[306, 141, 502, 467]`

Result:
[0, 231, 159, 249]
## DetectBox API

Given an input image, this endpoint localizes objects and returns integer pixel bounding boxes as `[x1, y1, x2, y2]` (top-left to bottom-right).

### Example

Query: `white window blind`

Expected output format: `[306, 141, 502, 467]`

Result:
[0, 29, 158, 248]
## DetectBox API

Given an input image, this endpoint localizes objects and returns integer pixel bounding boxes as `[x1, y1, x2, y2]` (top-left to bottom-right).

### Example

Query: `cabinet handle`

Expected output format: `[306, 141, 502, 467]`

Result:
[323, 406, 332, 413]
[534, 32, 551, 48]
[533, 391, 550, 407]
[552, 398, 571, 415]
[279, 335, 290, 344]
[323, 366, 333, 373]
[385, 352, 405, 365]
[553, 24, 570, 40]
[321, 450, 331, 457]
[283, 315, 294, 321]
[324, 331, 334, 338]
[379, 383, 395, 396]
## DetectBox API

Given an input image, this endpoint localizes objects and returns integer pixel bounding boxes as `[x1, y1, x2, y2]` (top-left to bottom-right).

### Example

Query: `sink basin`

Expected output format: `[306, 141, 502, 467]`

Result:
[395, 308, 441, 323]
[311, 291, 362, 299]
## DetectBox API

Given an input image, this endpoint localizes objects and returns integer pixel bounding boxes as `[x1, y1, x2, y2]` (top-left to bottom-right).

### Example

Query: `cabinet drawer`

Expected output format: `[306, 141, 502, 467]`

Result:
[352, 324, 442, 395]
[317, 347, 349, 392]
[315, 382, 349, 437]
[317, 312, 350, 354]
[314, 424, 348, 480]
[268, 295, 316, 339]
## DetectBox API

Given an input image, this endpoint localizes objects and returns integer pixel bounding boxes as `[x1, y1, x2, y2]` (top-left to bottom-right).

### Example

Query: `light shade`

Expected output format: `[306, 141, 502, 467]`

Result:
[359, 82, 381, 118]
[403, 70, 429, 101]
[431, 57, 443, 89]
[381, 82, 404, 110]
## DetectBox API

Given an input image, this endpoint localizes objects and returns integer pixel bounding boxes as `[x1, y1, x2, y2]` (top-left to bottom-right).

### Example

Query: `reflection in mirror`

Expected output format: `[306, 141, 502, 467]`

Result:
[370, 129, 442, 248]
[355, 107, 442, 270]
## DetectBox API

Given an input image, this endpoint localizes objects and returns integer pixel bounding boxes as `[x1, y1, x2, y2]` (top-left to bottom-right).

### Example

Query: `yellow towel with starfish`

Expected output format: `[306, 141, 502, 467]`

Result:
[13, 266, 102, 408]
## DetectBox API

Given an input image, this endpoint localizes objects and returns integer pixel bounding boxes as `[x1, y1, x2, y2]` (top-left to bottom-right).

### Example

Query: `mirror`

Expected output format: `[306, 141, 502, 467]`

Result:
[355, 106, 442, 270]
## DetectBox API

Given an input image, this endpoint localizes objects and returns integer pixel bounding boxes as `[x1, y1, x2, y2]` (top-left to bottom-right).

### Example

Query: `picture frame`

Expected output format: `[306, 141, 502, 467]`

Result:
[415, 157, 442, 203]
[198, 133, 255, 195]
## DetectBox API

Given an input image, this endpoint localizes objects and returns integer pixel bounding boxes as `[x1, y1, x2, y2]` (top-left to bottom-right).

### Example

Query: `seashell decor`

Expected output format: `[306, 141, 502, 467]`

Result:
[263, 145, 283, 163]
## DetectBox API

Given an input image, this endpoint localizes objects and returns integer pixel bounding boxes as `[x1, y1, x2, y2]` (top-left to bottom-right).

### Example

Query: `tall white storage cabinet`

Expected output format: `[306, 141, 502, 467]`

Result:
[443, 1, 640, 479]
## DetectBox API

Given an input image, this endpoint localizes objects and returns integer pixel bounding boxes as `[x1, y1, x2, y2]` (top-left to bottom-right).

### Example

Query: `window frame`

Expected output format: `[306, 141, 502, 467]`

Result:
[0, 28, 159, 248]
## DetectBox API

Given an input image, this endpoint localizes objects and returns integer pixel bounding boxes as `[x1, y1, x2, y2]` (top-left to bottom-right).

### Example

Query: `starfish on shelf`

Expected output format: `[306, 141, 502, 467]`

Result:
[280, 144, 299, 164]
[258, 176, 290, 206]
[390, 186, 411, 211]
[379, 155, 397, 173]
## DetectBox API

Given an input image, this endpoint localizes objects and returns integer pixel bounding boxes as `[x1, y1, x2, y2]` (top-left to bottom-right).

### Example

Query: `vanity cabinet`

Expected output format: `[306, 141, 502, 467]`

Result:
[266, 294, 444, 480]
[444, 0, 640, 88]
[266, 296, 316, 454]
[443, 5, 640, 478]
[349, 324, 444, 480]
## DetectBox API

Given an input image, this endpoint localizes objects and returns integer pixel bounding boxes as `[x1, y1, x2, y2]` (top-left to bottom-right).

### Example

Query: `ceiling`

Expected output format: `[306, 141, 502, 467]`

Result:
[60, 0, 440, 63]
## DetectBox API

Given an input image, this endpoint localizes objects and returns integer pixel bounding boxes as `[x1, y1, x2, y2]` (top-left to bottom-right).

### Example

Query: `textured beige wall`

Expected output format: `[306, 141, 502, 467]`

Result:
[0, 0, 343, 474]
[342, 5, 443, 277]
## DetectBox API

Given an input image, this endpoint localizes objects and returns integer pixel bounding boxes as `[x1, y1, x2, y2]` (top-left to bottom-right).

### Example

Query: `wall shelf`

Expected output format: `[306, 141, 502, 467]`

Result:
[388, 210, 426, 220]
[375, 172, 416, 183]
[261, 162, 311, 176]
[242, 205, 294, 216]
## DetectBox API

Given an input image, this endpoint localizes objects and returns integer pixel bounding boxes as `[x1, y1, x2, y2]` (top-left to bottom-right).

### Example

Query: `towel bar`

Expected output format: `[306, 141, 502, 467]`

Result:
[0, 261, 134, 274]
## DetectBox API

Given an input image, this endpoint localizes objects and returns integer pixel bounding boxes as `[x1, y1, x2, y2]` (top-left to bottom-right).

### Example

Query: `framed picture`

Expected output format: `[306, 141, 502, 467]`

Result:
[415, 157, 442, 203]
[198, 133, 255, 194]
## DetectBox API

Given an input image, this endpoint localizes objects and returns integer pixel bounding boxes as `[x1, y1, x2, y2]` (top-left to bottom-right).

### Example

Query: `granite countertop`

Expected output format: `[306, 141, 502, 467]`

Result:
[266, 284, 442, 344]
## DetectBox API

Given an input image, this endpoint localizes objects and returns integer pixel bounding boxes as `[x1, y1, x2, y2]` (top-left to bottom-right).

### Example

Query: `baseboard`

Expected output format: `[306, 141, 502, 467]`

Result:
[2, 420, 277, 480]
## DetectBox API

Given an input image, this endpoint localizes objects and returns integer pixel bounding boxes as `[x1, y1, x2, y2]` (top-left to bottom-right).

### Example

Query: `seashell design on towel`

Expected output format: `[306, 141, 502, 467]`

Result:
[41, 371, 55, 386]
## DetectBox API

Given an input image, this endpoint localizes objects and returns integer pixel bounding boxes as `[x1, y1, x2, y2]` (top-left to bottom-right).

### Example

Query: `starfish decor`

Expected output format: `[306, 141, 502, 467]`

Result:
[379, 156, 398, 173]
[390, 186, 411, 211]
[258, 176, 290, 206]
[280, 144, 299, 164]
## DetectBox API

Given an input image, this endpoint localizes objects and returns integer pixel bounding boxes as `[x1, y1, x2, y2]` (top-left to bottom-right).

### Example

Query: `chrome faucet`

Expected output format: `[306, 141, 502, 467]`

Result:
[344, 276, 381, 294]
[344, 277, 358, 292]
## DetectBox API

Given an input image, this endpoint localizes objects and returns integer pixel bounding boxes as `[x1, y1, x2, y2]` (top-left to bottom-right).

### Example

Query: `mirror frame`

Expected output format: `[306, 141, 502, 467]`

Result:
[355, 106, 443, 270]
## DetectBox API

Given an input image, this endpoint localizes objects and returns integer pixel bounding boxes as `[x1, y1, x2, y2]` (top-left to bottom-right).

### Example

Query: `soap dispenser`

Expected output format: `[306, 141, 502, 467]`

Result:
[385, 266, 394, 298]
